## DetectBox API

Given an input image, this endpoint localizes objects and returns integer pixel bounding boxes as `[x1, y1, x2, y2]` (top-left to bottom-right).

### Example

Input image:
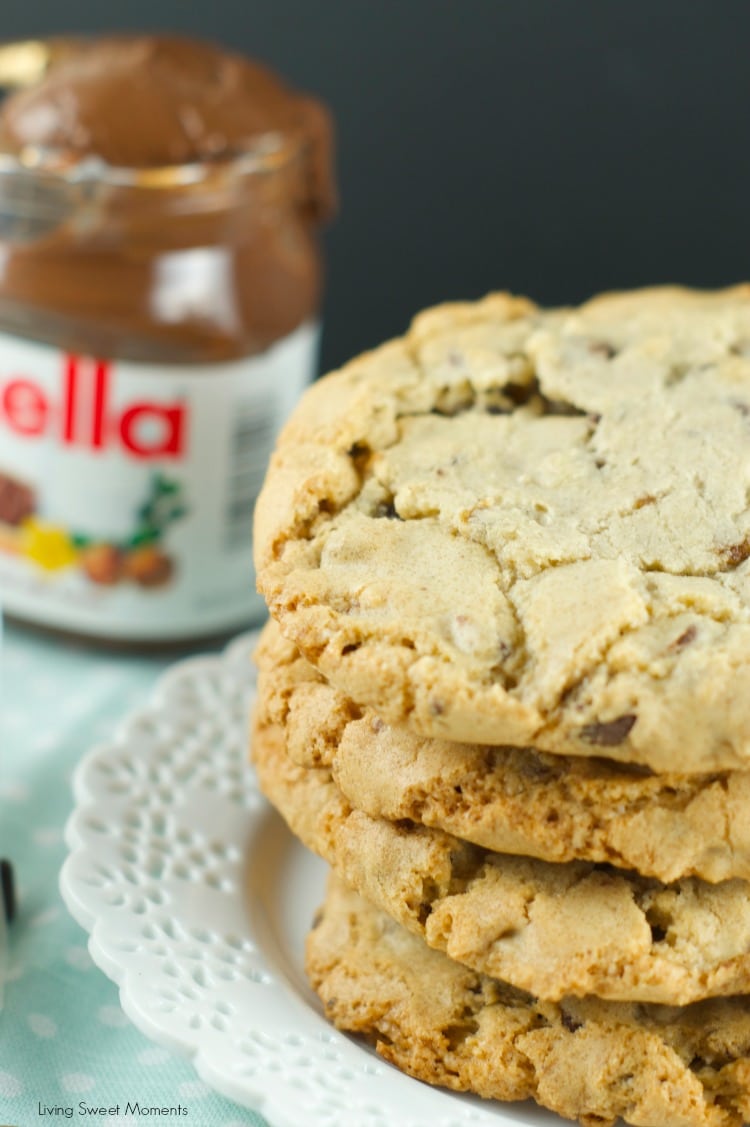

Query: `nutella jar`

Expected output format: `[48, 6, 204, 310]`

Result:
[0, 36, 335, 644]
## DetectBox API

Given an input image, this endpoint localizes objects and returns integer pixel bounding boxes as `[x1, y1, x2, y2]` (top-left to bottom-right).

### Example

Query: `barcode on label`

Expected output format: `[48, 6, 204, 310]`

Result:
[225, 406, 278, 550]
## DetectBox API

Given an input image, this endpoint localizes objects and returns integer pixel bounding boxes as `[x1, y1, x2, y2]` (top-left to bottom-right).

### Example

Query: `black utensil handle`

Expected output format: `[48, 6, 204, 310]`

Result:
[0, 859, 16, 924]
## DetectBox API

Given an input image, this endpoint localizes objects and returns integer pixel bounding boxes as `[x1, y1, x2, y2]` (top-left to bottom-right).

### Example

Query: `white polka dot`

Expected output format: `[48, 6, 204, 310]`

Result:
[33, 732, 59, 752]
[34, 827, 63, 847]
[30, 675, 58, 696]
[0, 1069, 23, 1096]
[97, 1005, 129, 1028]
[178, 1080, 210, 1099]
[65, 946, 93, 970]
[30, 906, 60, 927]
[4, 649, 31, 672]
[61, 696, 88, 717]
[28, 1013, 58, 1039]
[61, 1073, 95, 1093]
[136, 1047, 171, 1066]
[0, 780, 29, 803]
[3, 711, 24, 729]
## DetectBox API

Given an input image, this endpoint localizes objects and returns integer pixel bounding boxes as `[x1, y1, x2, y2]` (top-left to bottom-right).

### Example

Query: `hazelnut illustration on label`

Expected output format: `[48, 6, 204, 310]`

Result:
[0, 469, 187, 589]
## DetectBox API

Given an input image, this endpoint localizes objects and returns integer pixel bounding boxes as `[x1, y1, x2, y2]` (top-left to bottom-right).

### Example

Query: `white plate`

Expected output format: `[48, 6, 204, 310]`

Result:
[61, 635, 554, 1127]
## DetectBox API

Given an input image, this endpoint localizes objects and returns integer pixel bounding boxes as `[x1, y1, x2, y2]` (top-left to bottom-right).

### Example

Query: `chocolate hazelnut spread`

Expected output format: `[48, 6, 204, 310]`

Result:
[0, 35, 335, 643]
[1, 36, 335, 178]
[0, 35, 335, 360]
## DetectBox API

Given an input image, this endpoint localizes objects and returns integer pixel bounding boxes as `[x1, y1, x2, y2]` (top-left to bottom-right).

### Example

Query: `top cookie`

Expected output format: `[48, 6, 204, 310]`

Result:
[255, 287, 750, 770]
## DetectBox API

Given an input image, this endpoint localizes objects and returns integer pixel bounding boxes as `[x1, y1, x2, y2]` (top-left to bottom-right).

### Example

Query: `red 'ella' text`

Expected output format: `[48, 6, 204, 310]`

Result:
[0, 355, 186, 458]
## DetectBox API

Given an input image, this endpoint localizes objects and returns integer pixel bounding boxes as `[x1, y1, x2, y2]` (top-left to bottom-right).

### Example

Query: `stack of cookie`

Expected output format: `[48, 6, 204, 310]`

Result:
[252, 287, 750, 1127]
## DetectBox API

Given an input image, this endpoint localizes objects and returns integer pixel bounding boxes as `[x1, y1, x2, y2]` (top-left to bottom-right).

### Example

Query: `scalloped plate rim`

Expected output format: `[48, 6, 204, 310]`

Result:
[59, 631, 541, 1127]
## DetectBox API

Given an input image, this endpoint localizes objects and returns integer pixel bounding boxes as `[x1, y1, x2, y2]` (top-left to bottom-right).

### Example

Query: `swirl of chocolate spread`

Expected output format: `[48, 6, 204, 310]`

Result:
[0, 35, 336, 360]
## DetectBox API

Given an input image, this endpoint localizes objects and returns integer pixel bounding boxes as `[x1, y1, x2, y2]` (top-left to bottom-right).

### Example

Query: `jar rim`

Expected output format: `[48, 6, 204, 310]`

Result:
[0, 37, 306, 188]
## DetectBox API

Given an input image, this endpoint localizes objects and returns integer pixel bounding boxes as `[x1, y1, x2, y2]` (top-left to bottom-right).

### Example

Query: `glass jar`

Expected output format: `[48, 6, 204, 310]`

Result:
[0, 38, 335, 646]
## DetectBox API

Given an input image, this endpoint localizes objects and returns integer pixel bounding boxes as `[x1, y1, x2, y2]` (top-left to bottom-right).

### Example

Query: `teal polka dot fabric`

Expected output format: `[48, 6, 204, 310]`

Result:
[0, 624, 269, 1127]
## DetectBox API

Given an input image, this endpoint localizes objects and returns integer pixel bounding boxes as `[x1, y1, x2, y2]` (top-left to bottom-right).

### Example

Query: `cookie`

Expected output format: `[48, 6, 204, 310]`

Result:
[255, 287, 750, 771]
[308, 874, 750, 1127]
[256, 619, 750, 884]
[252, 709, 750, 1005]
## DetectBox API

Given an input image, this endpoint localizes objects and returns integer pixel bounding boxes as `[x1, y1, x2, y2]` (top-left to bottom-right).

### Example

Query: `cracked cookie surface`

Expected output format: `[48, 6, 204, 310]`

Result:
[252, 704, 750, 1004]
[256, 620, 750, 884]
[308, 875, 750, 1127]
[255, 287, 750, 770]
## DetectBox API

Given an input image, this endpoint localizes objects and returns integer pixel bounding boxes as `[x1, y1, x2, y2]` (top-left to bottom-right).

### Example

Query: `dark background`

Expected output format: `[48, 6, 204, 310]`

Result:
[2, 0, 749, 371]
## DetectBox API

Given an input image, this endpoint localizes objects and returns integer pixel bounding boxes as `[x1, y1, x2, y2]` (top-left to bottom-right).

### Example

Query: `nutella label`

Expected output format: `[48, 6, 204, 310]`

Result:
[0, 322, 318, 639]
